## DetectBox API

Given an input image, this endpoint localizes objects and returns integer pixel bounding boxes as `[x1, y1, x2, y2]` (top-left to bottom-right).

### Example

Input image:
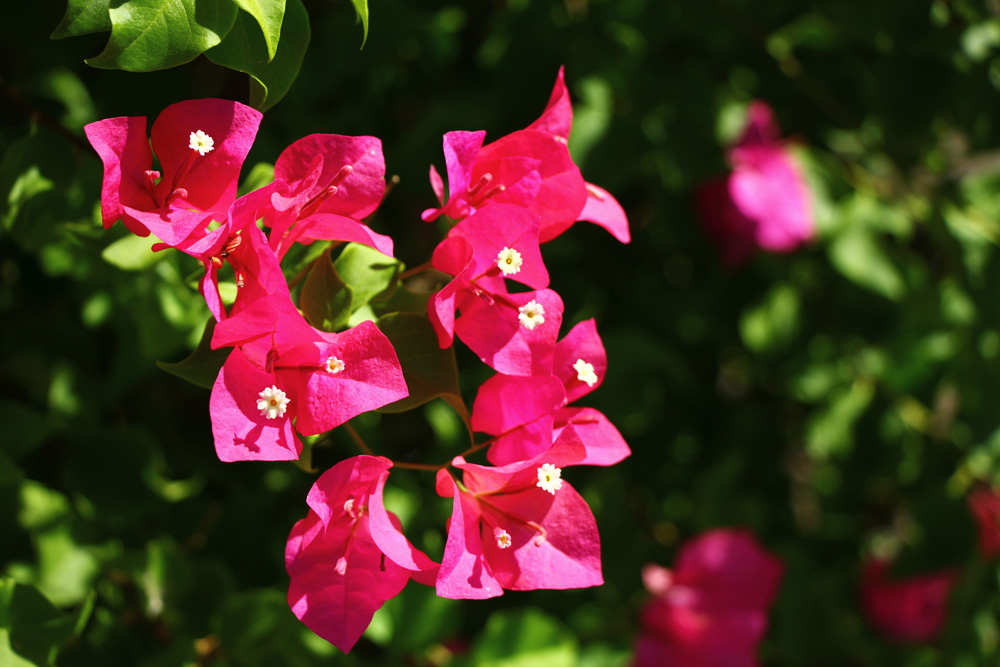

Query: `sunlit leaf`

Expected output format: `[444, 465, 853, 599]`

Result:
[101, 233, 162, 271]
[51, 0, 111, 39]
[333, 243, 401, 309]
[467, 608, 578, 667]
[205, 0, 309, 112]
[233, 0, 285, 61]
[86, 0, 238, 72]
[350, 0, 369, 48]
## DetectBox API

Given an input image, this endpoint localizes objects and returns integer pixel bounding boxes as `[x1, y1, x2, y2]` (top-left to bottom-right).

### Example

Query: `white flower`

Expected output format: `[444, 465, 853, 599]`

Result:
[325, 356, 345, 374]
[189, 130, 215, 156]
[518, 300, 546, 330]
[257, 385, 289, 419]
[573, 359, 598, 387]
[495, 527, 512, 549]
[496, 247, 523, 275]
[536, 463, 563, 494]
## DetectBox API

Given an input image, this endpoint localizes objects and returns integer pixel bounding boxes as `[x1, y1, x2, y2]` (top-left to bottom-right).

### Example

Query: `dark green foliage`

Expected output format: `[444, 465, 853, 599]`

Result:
[5, 0, 1000, 664]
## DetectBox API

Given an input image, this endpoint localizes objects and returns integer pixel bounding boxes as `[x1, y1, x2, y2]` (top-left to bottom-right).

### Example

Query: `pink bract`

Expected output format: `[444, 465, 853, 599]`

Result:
[286, 456, 437, 653]
[695, 100, 814, 267]
[860, 558, 958, 644]
[434, 430, 603, 599]
[422, 67, 632, 244]
[634, 528, 784, 667]
[85, 98, 262, 247]
[969, 486, 1000, 560]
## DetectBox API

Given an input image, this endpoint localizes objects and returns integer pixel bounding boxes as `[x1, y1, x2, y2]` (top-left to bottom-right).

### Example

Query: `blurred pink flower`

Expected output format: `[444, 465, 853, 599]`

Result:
[860, 558, 958, 644]
[968, 486, 1000, 559]
[695, 101, 814, 266]
[634, 528, 784, 667]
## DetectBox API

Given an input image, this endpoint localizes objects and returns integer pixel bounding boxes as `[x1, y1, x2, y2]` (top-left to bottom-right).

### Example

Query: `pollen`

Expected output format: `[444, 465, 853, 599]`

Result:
[518, 300, 546, 330]
[188, 130, 215, 156]
[536, 463, 563, 495]
[325, 356, 346, 374]
[496, 247, 523, 275]
[573, 359, 598, 387]
[257, 385, 289, 419]
[494, 527, 512, 549]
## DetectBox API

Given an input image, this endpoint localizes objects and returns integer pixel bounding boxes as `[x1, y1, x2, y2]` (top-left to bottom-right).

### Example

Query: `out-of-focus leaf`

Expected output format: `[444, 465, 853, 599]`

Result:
[0, 453, 23, 487]
[350, 0, 369, 47]
[828, 228, 905, 301]
[51, 0, 111, 38]
[805, 380, 874, 459]
[300, 250, 353, 332]
[238, 162, 275, 197]
[157, 318, 230, 389]
[233, 0, 285, 61]
[212, 589, 308, 667]
[35, 526, 101, 606]
[205, 0, 309, 112]
[86, 0, 238, 72]
[376, 312, 470, 434]
[467, 608, 578, 667]
[1, 403, 52, 461]
[101, 234, 162, 271]
[567, 76, 612, 169]
[333, 243, 401, 309]
[739, 282, 800, 353]
[0, 578, 89, 666]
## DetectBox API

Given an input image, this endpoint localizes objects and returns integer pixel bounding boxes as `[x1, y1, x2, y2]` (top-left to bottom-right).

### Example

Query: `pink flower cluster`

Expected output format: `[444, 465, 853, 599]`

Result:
[696, 101, 815, 266]
[635, 529, 784, 667]
[86, 68, 630, 653]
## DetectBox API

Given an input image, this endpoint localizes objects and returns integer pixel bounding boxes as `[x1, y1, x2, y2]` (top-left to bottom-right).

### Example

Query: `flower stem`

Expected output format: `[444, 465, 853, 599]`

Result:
[400, 261, 433, 280]
[343, 422, 375, 456]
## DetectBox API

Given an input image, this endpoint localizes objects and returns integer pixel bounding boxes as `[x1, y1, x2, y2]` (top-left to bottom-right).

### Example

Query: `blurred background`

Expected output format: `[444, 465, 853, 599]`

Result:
[4, 0, 1000, 664]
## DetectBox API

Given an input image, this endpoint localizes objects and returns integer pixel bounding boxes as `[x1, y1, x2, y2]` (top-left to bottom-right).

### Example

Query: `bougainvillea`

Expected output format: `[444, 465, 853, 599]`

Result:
[84, 68, 631, 653]
[634, 528, 784, 667]
[695, 100, 814, 267]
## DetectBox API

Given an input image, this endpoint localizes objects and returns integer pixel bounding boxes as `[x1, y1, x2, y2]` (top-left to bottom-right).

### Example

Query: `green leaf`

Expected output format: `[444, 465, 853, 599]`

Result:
[805, 380, 874, 460]
[233, 0, 285, 61]
[238, 162, 275, 197]
[101, 233, 162, 271]
[349, 0, 369, 48]
[827, 228, 905, 301]
[51, 0, 111, 39]
[205, 0, 309, 112]
[0, 579, 86, 666]
[300, 250, 353, 332]
[375, 312, 471, 433]
[739, 283, 801, 353]
[467, 608, 578, 667]
[157, 318, 230, 389]
[86, 0, 238, 72]
[333, 243, 402, 310]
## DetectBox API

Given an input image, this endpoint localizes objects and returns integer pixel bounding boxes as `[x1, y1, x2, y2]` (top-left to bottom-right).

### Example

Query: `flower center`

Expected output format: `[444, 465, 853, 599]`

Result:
[572, 359, 598, 387]
[496, 247, 523, 275]
[325, 356, 346, 374]
[188, 130, 215, 155]
[518, 300, 545, 330]
[256, 385, 290, 419]
[536, 463, 563, 495]
[494, 527, 512, 549]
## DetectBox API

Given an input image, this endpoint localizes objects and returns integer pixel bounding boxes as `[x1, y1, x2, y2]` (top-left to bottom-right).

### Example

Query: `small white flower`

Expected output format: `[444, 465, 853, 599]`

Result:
[257, 385, 289, 419]
[189, 130, 215, 156]
[518, 300, 546, 330]
[536, 463, 563, 495]
[496, 247, 523, 275]
[325, 356, 345, 374]
[495, 527, 512, 549]
[573, 359, 598, 387]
